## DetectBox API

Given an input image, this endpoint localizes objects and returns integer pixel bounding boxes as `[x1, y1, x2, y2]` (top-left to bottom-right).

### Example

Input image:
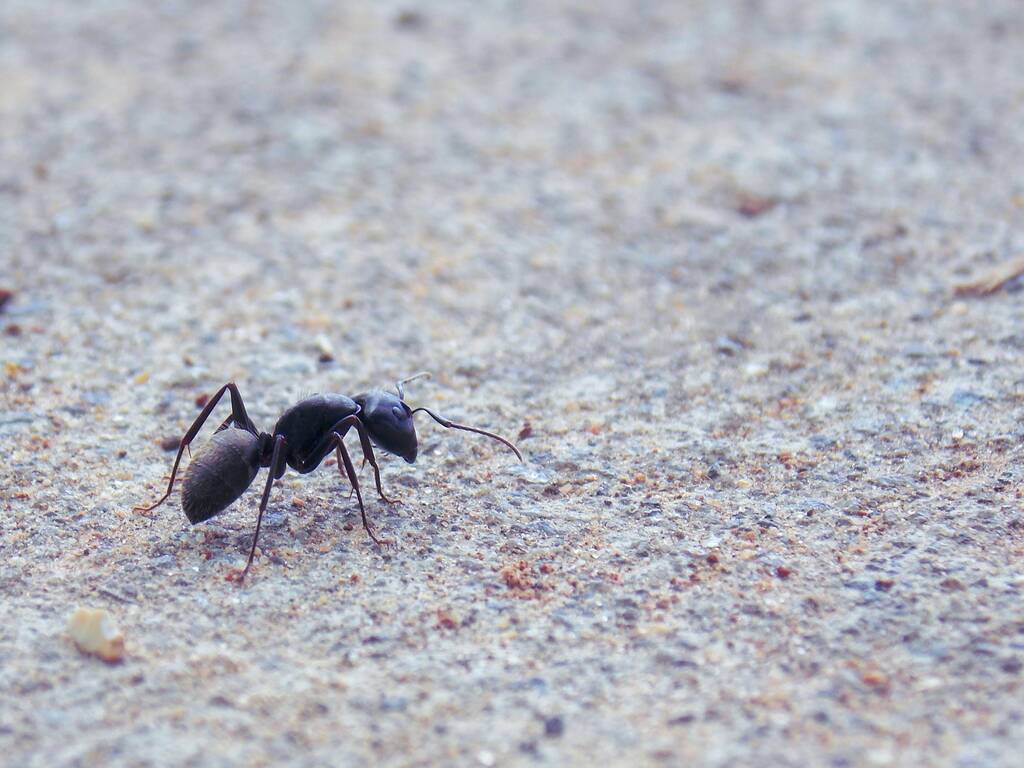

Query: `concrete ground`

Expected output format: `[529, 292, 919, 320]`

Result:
[1, 1, 1022, 766]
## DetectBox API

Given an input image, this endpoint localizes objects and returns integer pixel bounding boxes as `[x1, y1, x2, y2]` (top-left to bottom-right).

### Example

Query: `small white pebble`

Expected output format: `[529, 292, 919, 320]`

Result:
[743, 361, 768, 379]
[67, 607, 125, 663]
[315, 334, 335, 362]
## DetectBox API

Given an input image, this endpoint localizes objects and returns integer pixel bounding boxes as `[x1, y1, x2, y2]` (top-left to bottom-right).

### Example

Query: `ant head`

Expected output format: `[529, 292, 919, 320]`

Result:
[353, 390, 418, 463]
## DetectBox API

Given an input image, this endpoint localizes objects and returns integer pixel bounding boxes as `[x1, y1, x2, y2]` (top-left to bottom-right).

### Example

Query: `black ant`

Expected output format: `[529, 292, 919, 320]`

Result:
[134, 373, 522, 581]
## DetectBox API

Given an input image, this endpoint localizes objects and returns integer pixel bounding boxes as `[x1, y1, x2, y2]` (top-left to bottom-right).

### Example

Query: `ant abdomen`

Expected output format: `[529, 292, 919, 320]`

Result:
[182, 428, 261, 524]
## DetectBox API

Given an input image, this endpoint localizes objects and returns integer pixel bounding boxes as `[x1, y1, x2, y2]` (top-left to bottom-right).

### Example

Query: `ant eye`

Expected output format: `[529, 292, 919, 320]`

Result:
[391, 406, 404, 420]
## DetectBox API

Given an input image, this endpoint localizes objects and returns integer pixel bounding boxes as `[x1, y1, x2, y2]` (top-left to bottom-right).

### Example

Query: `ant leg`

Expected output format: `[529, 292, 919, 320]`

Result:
[298, 414, 397, 504]
[239, 434, 287, 583]
[134, 382, 256, 513]
[289, 415, 356, 473]
[347, 458, 367, 501]
[287, 415, 395, 504]
[409, 406, 523, 461]
[332, 434, 389, 547]
[346, 418, 399, 504]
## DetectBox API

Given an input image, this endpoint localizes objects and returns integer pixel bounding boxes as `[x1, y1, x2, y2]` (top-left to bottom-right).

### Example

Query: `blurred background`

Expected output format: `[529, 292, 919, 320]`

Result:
[2, 1, 1023, 766]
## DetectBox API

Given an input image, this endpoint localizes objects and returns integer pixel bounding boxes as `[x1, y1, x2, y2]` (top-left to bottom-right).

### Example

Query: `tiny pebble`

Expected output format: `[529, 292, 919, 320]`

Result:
[735, 193, 777, 218]
[315, 335, 335, 363]
[67, 607, 125, 663]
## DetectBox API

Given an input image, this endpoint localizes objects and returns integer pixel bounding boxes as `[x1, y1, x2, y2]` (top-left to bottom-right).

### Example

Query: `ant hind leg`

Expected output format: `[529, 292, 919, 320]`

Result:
[133, 382, 257, 513]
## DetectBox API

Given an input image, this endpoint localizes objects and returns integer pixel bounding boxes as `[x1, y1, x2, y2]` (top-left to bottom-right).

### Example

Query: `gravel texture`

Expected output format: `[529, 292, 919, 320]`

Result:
[2, 1, 1024, 766]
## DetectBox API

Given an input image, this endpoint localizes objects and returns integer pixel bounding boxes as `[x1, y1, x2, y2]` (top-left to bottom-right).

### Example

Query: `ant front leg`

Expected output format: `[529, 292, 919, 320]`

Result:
[291, 417, 395, 546]
[134, 382, 256, 513]
[347, 458, 368, 501]
[347, 420, 399, 505]
[332, 435, 391, 548]
[298, 415, 398, 504]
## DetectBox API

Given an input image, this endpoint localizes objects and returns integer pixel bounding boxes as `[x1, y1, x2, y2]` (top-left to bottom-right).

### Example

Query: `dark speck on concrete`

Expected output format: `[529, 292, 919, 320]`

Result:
[544, 716, 565, 738]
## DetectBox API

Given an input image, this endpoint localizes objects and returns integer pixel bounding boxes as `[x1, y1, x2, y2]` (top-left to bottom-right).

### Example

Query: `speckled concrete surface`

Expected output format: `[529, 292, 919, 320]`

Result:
[2, 1, 1023, 766]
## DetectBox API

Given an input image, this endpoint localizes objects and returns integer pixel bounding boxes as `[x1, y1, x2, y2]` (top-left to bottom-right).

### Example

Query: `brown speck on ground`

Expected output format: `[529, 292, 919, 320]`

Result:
[435, 610, 459, 631]
[735, 192, 778, 219]
[497, 560, 552, 601]
[3, 1, 1024, 766]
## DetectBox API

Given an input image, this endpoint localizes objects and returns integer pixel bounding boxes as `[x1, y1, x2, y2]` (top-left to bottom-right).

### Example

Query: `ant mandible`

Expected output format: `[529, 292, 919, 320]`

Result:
[134, 373, 522, 581]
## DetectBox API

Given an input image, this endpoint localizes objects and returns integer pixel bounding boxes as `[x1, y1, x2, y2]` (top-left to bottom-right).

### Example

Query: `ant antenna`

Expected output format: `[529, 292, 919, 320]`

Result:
[395, 371, 431, 400]
[410, 406, 523, 462]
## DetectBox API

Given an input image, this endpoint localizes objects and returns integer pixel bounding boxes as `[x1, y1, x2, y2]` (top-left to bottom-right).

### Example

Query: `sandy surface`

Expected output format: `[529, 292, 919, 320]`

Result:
[2, 1, 1023, 766]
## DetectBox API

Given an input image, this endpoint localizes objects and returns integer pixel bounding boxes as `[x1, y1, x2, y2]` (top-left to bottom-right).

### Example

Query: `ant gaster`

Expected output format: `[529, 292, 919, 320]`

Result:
[134, 373, 522, 581]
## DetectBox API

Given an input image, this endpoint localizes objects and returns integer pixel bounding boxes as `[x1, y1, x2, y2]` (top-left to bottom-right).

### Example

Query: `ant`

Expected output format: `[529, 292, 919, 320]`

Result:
[134, 373, 522, 581]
